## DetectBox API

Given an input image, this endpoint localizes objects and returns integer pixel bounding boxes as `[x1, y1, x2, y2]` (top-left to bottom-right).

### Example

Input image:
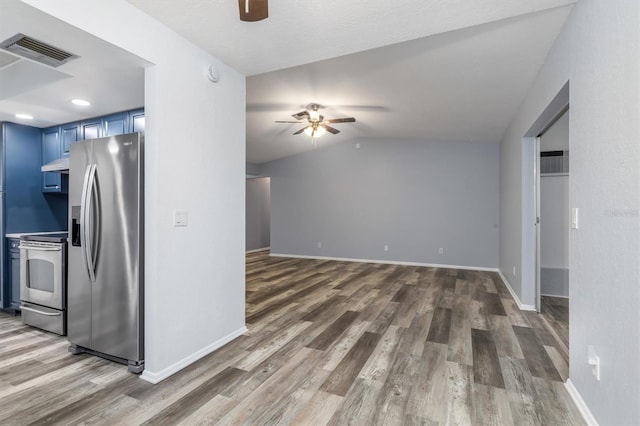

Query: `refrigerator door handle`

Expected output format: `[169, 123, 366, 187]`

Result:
[90, 164, 101, 276]
[80, 164, 97, 282]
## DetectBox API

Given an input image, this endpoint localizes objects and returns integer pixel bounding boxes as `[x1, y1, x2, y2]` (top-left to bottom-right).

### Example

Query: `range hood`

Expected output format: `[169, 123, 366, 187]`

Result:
[41, 157, 69, 173]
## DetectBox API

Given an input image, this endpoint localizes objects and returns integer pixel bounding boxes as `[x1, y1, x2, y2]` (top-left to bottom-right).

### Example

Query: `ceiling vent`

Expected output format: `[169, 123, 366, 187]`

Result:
[1, 33, 77, 68]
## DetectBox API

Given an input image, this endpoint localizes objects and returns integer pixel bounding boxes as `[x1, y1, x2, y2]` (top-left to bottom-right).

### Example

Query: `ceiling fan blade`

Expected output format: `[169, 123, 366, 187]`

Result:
[275, 120, 302, 123]
[238, 0, 268, 22]
[325, 117, 356, 124]
[291, 110, 309, 120]
[321, 124, 340, 135]
[293, 126, 309, 135]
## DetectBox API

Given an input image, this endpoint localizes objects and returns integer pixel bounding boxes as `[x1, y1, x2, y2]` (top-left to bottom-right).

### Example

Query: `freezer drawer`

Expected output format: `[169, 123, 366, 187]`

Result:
[20, 302, 66, 335]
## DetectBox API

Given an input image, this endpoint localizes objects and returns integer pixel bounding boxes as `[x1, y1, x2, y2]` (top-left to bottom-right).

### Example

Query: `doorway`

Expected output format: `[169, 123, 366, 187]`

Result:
[246, 176, 271, 252]
[537, 110, 570, 361]
[522, 82, 570, 380]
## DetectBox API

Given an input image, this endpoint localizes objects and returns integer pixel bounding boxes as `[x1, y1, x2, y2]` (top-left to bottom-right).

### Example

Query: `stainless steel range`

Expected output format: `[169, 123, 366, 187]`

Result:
[19, 233, 68, 335]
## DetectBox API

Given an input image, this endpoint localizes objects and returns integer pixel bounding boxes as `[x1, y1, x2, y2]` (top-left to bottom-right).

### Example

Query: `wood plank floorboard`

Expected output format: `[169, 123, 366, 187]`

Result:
[471, 328, 506, 389]
[426, 307, 452, 344]
[541, 295, 570, 356]
[0, 251, 583, 425]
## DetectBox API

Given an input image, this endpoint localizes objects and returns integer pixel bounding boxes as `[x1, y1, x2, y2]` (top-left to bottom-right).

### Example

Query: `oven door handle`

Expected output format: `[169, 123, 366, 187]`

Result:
[20, 305, 62, 316]
[18, 245, 61, 251]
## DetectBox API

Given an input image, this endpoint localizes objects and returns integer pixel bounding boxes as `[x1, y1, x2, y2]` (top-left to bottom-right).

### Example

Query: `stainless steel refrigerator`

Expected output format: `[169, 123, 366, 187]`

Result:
[67, 133, 144, 373]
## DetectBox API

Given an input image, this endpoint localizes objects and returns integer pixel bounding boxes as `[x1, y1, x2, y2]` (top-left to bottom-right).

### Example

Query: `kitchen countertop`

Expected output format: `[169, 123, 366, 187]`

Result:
[6, 231, 68, 239]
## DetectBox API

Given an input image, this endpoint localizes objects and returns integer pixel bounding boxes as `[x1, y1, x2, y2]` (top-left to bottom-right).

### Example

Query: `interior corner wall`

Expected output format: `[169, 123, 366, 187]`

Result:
[498, 0, 640, 423]
[23, 0, 247, 381]
[263, 139, 499, 269]
[246, 177, 271, 251]
[246, 162, 262, 176]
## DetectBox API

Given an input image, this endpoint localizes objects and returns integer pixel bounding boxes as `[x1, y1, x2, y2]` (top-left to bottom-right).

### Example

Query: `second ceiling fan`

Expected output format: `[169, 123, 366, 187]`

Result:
[276, 103, 356, 138]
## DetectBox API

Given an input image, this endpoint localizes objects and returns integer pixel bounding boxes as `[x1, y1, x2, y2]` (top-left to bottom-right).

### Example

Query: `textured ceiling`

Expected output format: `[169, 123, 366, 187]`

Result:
[127, 0, 576, 76]
[246, 7, 573, 163]
[0, 0, 575, 166]
[128, 0, 575, 164]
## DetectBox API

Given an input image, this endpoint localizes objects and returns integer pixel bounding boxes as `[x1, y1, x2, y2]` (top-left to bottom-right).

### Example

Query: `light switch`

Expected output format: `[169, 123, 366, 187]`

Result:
[571, 208, 579, 229]
[173, 209, 188, 227]
[587, 345, 601, 380]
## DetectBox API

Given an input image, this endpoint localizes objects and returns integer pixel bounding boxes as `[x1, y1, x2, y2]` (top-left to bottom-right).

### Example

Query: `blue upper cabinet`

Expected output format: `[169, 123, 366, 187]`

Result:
[41, 108, 144, 192]
[61, 122, 79, 157]
[103, 112, 129, 137]
[81, 119, 101, 140]
[129, 109, 145, 135]
[79, 110, 142, 140]
[42, 126, 63, 193]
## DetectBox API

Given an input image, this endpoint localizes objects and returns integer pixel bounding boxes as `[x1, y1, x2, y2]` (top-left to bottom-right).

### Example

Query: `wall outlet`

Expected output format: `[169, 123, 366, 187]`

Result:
[438, 248, 444, 255]
[384, 245, 389, 252]
[317, 241, 322, 249]
[513, 266, 516, 277]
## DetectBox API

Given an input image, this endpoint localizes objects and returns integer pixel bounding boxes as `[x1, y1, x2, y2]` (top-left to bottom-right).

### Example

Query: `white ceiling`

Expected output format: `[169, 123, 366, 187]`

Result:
[127, 0, 575, 77]
[0, 0, 146, 128]
[245, 7, 573, 163]
[128, 0, 575, 164]
[0, 0, 575, 166]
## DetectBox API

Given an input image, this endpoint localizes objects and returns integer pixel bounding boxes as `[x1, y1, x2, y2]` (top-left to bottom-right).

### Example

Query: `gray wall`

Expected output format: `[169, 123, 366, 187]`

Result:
[246, 177, 271, 251]
[263, 138, 499, 268]
[499, 0, 639, 423]
[246, 162, 262, 177]
[540, 110, 569, 296]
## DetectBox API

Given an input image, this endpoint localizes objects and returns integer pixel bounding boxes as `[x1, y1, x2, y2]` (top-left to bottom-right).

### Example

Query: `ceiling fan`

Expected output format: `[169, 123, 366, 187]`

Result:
[239, 0, 268, 22]
[275, 103, 356, 139]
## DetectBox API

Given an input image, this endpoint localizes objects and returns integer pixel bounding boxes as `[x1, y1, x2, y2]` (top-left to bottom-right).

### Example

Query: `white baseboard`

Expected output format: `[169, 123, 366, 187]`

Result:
[565, 379, 598, 425]
[140, 325, 248, 384]
[497, 270, 537, 311]
[269, 252, 498, 272]
[246, 247, 270, 254]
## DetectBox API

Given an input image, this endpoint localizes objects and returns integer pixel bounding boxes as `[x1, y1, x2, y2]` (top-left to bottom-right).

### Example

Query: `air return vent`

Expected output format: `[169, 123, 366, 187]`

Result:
[1, 33, 77, 67]
[540, 150, 569, 174]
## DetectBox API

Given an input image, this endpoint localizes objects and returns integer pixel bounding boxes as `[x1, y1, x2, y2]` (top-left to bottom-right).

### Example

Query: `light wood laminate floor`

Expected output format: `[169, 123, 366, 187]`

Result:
[0, 251, 583, 425]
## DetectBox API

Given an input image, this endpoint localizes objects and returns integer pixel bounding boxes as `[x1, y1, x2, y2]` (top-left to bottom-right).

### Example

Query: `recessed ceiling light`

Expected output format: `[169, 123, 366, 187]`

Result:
[15, 113, 33, 120]
[71, 99, 91, 106]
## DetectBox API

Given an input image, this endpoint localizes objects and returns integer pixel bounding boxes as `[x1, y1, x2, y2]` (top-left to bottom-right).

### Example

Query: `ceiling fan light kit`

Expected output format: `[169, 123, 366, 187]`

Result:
[275, 103, 356, 141]
[304, 125, 326, 138]
[239, 0, 268, 22]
